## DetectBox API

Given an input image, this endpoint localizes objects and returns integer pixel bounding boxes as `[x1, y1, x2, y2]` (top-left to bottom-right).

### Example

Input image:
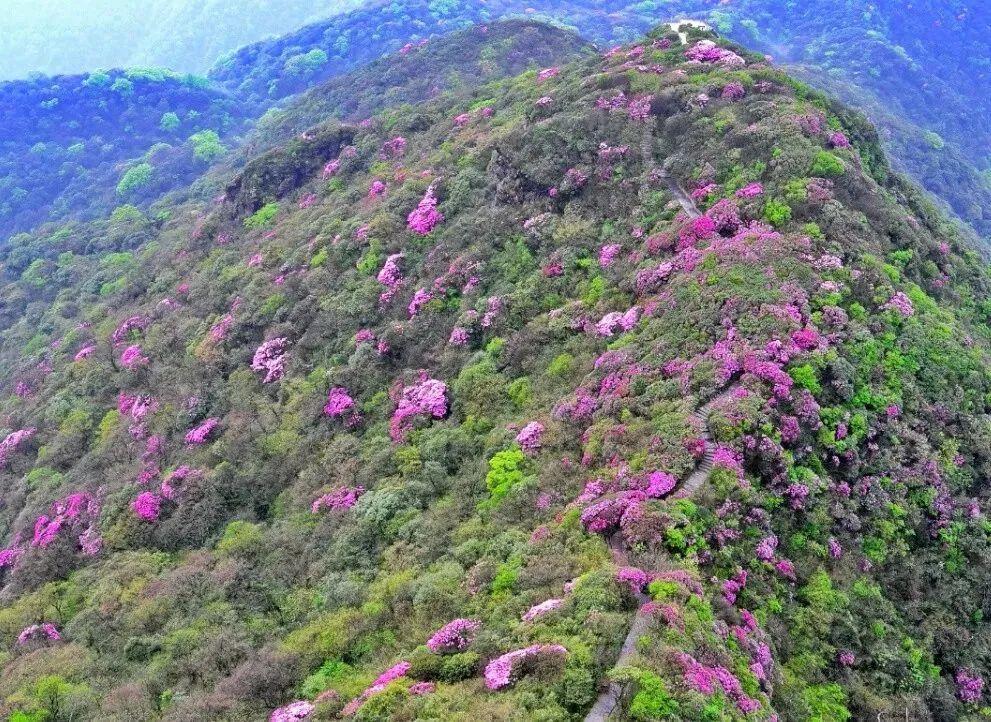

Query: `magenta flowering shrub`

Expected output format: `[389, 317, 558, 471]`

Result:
[120, 344, 149, 370]
[389, 373, 448, 441]
[827, 131, 851, 148]
[721, 82, 745, 100]
[426, 618, 481, 653]
[377, 253, 404, 303]
[17, 622, 61, 646]
[626, 94, 652, 122]
[311, 486, 365, 513]
[324, 387, 360, 425]
[676, 653, 761, 713]
[73, 344, 96, 361]
[32, 491, 101, 552]
[269, 701, 314, 722]
[252, 337, 289, 383]
[735, 182, 763, 198]
[537, 66, 559, 82]
[521, 598, 564, 621]
[885, 291, 915, 317]
[111, 315, 149, 345]
[684, 40, 745, 67]
[407, 184, 444, 235]
[408, 287, 433, 318]
[0, 427, 35, 468]
[209, 313, 235, 342]
[516, 421, 544, 455]
[483, 644, 566, 690]
[409, 681, 435, 696]
[184, 417, 220, 445]
[132, 491, 161, 522]
[616, 566, 649, 595]
[341, 661, 411, 715]
[957, 668, 984, 703]
[0, 544, 23, 569]
[380, 136, 407, 158]
[449, 326, 469, 346]
[598, 243, 621, 267]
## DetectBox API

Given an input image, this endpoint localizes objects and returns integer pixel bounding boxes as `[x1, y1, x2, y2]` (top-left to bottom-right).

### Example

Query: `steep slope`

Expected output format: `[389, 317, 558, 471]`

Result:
[669, 0, 991, 242]
[244, 20, 595, 156]
[0, 21, 589, 248]
[3, 21, 991, 722]
[208, 0, 991, 243]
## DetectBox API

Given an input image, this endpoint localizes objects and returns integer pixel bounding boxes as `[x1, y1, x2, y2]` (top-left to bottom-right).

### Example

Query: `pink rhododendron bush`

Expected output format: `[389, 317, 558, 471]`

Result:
[0, 20, 988, 722]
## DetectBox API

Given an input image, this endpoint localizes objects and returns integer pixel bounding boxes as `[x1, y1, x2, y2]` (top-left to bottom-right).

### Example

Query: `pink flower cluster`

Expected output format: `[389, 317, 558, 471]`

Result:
[722, 82, 745, 100]
[209, 313, 235, 343]
[341, 661, 411, 716]
[677, 653, 761, 712]
[132, 491, 161, 522]
[627, 95, 653, 122]
[17, 622, 61, 645]
[616, 566, 650, 595]
[184, 418, 219, 445]
[381, 136, 407, 158]
[516, 422, 544, 455]
[735, 182, 763, 198]
[599, 243, 622, 267]
[684, 40, 745, 67]
[522, 598, 564, 621]
[957, 668, 984, 703]
[426, 618, 481, 653]
[269, 701, 314, 722]
[389, 374, 448, 441]
[377, 253, 404, 303]
[483, 644, 566, 690]
[252, 337, 289, 383]
[324, 387, 360, 425]
[885, 291, 914, 317]
[311, 486, 365, 513]
[31, 491, 103, 556]
[74, 344, 97, 361]
[407, 185, 444, 235]
[0, 544, 23, 568]
[111, 315, 149, 345]
[595, 307, 640, 337]
[120, 344, 149, 370]
[449, 326, 469, 346]
[408, 288, 433, 318]
[0, 427, 36, 468]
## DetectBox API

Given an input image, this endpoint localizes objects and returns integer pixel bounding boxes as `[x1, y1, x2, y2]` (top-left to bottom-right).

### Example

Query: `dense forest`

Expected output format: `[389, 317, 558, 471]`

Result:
[3, 16, 991, 721]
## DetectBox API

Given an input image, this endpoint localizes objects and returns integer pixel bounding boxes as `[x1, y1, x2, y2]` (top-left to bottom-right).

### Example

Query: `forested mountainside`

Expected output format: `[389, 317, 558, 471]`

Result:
[0, 22, 589, 245]
[208, 0, 991, 242]
[0, 1, 364, 80]
[242, 21, 594, 157]
[2, 1, 986, 250]
[676, 0, 991, 242]
[0, 68, 240, 240]
[4, 18, 991, 722]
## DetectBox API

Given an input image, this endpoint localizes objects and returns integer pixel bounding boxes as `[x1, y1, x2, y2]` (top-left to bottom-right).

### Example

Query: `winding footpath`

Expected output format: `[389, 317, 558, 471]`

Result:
[583, 385, 737, 722]
[584, 135, 716, 720]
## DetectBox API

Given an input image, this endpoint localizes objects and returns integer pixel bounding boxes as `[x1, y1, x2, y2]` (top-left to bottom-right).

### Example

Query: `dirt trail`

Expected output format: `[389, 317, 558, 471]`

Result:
[583, 385, 738, 721]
